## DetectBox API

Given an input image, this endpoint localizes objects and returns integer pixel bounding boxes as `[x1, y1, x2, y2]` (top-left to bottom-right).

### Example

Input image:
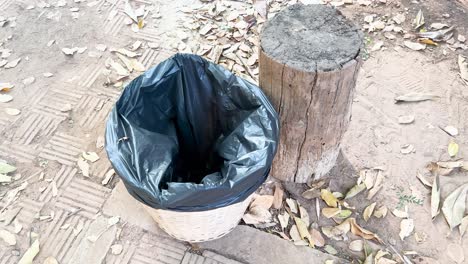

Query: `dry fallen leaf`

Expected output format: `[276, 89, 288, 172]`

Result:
[23, 77, 35, 85]
[431, 23, 449, 30]
[82, 152, 99, 163]
[345, 183, 366, 199]
[101, 169, 115, 186]
[43, 72, 54, 77]
[272, 183, 284, 209]
[278, 212, 289, 230]
[51, 180, 58, 197]
[400, 144, 414, 154]
[363, 202, 377, 221]
[367, 171, 384, 199]
[441, 126, 458, 136]
[392, 207, 409, 218]
[413, 9, 425, 29]
[446, 243, 465, 264]
[111, 244, 123, 255]
[0, 174, 12, 183]
[302, 188, 321, 199]
[321, 189, 338, 208]
[299, 206, 310, 226]
[399, 218, 414, 240]
[0, 94, 13, 103]
[5, 108, 21, 116]
[404, 41, 426, 51]
[321, 219, 351, 241]
[43, 256, 59, 264]
[442, 183, 468, 229]
[243, 206, 272, 224]
[0, 161, 16, 174]
[0, 229, 16, 245]
[431, 175, 440, 219]
[18, 239, 40, 264]
[322, 208, 341, 218]
[324, 245, 338, 255]
[373, 205, 388, 218]
[289, 224, 302, 242]
[460, 216, 468, 237]
[286, 198, 298, 214]
[349, 240, 364, 252]
[349, 218, 383, 243]
[398, 115, 415, 124]
[459, 55, 468, 84]
[4, 58, 21, 69]
[426, 162, 455, 176]
[250, 195, 274, 210]
[448, 141, 459, 157]
[394, 93, 437, 103]
[416, 170, 433, 187]
[77, 157, 89, 177]
[294, 217, 313, 247]
[309, 228, 325, 247]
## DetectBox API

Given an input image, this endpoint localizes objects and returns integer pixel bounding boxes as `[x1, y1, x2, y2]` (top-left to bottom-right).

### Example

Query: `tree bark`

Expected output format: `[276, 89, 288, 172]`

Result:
[259, 4, 362, 183]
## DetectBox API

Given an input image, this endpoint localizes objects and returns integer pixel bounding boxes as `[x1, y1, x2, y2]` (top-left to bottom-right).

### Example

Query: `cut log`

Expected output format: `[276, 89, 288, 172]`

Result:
[259, 4, 362, 183]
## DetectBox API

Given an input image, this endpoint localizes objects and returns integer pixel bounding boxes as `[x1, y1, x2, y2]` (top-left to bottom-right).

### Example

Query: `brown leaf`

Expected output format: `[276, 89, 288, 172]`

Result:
[349, 218, 383, 243]
[272, 183, 283, 209]
[309, 228, 325, 247]
[250, 195, 274, 210]
[426, 162, 454, 176]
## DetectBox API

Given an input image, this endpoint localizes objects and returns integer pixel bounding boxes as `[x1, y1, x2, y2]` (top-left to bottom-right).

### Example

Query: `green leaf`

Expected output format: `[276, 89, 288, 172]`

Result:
[0, 161, 16, 174]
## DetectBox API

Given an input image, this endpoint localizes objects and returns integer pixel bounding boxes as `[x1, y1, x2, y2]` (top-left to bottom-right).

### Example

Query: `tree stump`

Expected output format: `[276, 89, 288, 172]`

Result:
[259, 4, 362, 183]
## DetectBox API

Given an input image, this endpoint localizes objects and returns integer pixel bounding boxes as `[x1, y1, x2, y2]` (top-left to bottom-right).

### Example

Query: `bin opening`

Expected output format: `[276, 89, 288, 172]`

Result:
[106, 54, 279, 211]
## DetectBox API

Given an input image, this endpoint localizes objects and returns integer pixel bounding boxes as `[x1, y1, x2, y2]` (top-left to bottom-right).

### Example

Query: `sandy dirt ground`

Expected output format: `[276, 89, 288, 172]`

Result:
[0, 0, 467, 263]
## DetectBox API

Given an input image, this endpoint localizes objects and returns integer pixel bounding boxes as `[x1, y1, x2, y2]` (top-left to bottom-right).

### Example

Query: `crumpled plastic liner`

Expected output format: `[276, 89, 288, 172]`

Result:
[105, 53, 279, 212]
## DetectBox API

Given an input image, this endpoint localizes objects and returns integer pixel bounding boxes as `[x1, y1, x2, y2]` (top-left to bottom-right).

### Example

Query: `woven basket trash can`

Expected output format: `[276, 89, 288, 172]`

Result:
[105, 54, 279, 242]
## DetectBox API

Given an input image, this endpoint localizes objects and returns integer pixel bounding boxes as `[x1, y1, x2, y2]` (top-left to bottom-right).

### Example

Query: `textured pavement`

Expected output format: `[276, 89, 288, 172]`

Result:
[0, 0, 248, 263]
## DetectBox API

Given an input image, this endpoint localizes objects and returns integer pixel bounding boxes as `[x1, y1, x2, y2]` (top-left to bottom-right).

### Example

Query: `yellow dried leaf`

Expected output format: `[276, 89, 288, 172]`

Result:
[289, 224, 301, 242]
[138, 18, 144, 29]
[82, 151, 99, 163]
[322, 208, 341, 218]
[299, 206, 310, 226]
[418, 38, 438, 46]
[294, 217, 313, 247]
[373, 205, 388, 218]
[363, 202, 377, 221]
[44, 256, 59, 264]
[448, 141, 459, 157]
[321, 189, 338, 207]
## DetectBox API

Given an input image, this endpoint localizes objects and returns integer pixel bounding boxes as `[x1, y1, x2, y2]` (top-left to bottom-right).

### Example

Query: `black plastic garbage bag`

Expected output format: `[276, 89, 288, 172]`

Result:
[105, 53, 279, 212]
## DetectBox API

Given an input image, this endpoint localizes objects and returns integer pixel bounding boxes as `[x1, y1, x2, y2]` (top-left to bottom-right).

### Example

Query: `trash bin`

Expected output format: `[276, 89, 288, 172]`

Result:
[105, 53, 279, 242]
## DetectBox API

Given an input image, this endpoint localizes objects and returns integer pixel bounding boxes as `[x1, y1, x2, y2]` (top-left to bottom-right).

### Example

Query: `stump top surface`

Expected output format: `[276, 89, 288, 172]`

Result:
[261, 4, 361, 72]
